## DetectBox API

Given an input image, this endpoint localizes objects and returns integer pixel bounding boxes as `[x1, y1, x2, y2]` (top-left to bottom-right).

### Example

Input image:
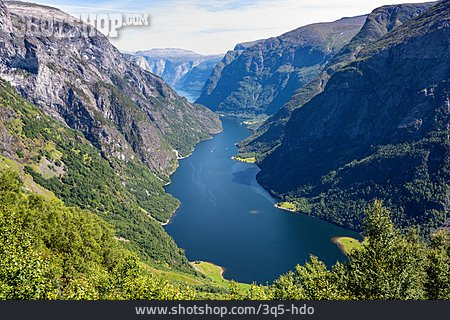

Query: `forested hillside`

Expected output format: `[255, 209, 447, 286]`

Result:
[0, 0, 220, 277]
[0, 170, 199, 299]
[256, 0, 449, 233]
[2, 170, 448, 299]
[232, 201, 450, 300]
[0, 79, 191, 272]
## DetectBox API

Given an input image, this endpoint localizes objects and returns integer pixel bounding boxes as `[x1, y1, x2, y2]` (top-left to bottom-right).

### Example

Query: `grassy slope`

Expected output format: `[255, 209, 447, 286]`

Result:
[232, 156, 257, 164]
[147, 261, 250, 299]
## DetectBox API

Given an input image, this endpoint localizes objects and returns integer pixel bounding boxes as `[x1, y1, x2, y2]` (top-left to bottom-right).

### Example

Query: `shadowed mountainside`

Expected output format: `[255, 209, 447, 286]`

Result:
[256, 1, 449, 233]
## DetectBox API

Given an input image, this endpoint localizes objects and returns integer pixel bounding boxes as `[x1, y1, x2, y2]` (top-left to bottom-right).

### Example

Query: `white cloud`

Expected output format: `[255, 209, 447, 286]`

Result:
[33, 0, 433, 55]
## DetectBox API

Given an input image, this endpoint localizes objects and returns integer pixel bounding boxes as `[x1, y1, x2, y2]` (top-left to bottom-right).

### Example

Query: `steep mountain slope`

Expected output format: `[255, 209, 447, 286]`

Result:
[240, 2, 435, 157]
[0, 78, 190, 272]
[127, 49, 223, 100]
[196, 16, 367, 116]
[0, 0, 222, 275]
[0, 169, 199, 300]
[0, 1, 221, 179]
[257, 0, 449, 233]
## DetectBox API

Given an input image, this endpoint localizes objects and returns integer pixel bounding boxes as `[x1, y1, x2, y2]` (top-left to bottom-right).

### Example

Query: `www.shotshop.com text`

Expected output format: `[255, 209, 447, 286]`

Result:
[135, 303, 315, 318]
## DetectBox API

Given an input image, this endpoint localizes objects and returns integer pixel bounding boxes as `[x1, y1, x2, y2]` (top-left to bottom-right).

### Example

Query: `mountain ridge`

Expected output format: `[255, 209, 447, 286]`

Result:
[196, 15, 367, 117]
[239, 1, 436, 158]
[0, 0, 220, 274]
[256, 0, 449, 233]
[0, 0, 222, 178]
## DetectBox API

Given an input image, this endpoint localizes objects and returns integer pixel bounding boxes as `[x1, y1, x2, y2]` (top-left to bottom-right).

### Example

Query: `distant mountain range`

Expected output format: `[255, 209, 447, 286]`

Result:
[125, 49, 223, 101]
[196, 15, 367, 117]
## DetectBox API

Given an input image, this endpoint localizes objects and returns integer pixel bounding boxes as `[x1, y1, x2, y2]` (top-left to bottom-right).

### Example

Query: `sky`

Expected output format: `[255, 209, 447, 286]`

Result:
[29, 0, 433, 55]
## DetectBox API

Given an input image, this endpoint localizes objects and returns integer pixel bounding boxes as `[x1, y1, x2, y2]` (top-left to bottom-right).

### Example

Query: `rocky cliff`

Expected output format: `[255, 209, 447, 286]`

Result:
[257, 0, 449, 233]
[196, 16, 367, 116]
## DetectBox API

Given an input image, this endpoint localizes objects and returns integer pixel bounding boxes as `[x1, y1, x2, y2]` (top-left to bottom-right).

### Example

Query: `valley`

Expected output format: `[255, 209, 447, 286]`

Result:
[0, 0, 448, 302]
[164, 117, 361, 284]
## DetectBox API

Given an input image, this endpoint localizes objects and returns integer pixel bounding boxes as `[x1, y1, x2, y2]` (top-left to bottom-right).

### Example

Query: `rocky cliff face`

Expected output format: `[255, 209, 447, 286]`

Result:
[257, 0, 449, 232]
[196, 16, 367, 116]
[0, 0, 11, 30]
[0, 1, 221, 177]
[127, 49, 223, 101]
[124, 53, 152, 72]
[240, 2, 435, 157]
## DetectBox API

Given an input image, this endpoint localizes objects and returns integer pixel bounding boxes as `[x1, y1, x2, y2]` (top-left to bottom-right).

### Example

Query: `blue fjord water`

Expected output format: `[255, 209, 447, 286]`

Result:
[164, 117, 360, 284]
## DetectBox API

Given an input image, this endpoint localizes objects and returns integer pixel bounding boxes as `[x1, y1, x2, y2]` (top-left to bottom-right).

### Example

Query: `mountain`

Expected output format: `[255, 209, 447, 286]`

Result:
[0, 0, 221, 273]
[239, 2, 436, 157]
[126, 49, 223, 101]
[195, 16, 367, 117]
[0, 77, 190, 272]
[0, 78, 252, 298]
[0, 1, 221, 178]
[256, 0, 449, 233]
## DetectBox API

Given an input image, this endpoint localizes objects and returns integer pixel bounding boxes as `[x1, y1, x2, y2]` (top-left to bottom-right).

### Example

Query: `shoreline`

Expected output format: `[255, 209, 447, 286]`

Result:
[160, 203, 181, 226]
[166, 129, 223, 185]
[191, 260, 226, 279]
[231, 155, 257, 164]
[160, 219, 170, 226]
[173, 148, 194, 161]
[274, 203, 297, 213]
[177, 152, 192, 160]
[331, 236, 349, 257]
[331, 236, 365, 257]
[162, 126, 223, 214]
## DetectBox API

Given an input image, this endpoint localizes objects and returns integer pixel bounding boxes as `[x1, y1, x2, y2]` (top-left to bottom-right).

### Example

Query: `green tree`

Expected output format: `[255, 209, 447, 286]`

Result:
[0, 170, 196, 300]
[0, 171, 54, 299]
[424, 229, 450, 299]
[344, 200, 427, 299]
[271, 256, 344, 300]
[245, 283, 272, 300]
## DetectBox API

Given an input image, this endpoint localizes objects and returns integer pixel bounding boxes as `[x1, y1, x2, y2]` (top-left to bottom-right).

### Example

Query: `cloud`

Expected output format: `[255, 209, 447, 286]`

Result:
[30, 0, 432, 55]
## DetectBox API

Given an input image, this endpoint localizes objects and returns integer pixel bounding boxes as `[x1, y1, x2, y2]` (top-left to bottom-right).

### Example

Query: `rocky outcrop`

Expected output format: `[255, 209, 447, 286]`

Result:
[124, 54, 152, 72]
[256, 1, 449, 232]
[0, 1, 221, 177]
[196, 16, 367, 116]
[0, 0, 11, 31]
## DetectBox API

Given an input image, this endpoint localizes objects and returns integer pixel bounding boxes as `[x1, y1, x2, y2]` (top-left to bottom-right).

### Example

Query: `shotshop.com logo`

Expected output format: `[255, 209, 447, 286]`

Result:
[10, 13, 150, 38]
